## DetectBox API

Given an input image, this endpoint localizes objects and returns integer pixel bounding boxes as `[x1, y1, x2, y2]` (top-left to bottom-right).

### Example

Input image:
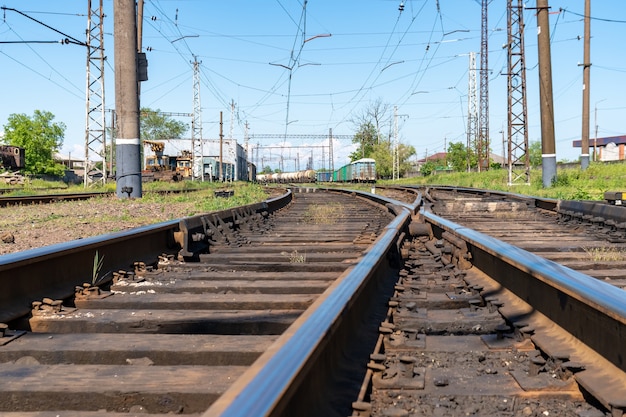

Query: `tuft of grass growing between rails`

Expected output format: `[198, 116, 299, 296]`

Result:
[582, 246, 626, 262]
[302, 203, 344, 224]
[283, 249, 306, 263]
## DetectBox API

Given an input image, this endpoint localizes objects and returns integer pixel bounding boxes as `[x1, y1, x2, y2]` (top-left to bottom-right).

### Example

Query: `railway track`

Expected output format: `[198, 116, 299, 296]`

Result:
[355, 186, 626, 417]
[0, 188, 411, 416]
[1, 185, 626, 416]
[426, 187, 626, 290]
[0, 188, 205, 208]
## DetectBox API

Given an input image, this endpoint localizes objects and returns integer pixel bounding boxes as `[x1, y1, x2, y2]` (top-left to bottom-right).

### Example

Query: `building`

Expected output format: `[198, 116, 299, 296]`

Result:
[572, 135, 626, 161]
[202, 139, 250, 181]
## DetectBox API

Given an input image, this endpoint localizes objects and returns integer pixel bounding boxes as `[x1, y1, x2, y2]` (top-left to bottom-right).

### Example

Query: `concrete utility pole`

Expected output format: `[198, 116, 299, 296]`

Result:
[328, 128, 334, 172]
[536, 0, 557, 187]
[580, 0, 591, 170]
[219, 111, 224, 182]
[113, 0, 142, 198]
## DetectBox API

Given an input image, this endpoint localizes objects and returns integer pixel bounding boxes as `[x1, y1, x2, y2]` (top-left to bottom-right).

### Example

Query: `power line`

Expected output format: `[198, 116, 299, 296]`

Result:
[560, 8, 626, 24]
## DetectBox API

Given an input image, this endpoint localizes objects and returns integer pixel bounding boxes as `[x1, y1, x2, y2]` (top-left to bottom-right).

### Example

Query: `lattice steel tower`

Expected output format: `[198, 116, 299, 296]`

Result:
[506, 0, 530, 184]
[467, 52, 479, 172]
[478, 0, 490, 171]
[84, 0, 106, 186]
[191, 56, 203, 181]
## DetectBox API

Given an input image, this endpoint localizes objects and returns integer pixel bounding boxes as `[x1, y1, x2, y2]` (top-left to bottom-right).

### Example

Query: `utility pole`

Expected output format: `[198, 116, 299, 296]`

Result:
[579, 0, 591, 169]
[244, 121, 249, 179]
[393, 105, 399, 180]
[467, 52, 478, 172]
[219, 111, 224, 182]
[84, 0, 106, 187]
[478, 0, 490, 171]
[536, 0, 557, 187]
[229, 100, 235, 140]
[191, 56, 203, 181]
[506, 0, 530, 185]
[113, 0, 142, 198]
[328, 128, 334, 172]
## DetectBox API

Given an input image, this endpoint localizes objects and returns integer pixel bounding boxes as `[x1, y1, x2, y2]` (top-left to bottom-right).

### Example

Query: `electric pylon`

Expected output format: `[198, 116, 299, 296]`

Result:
[191, 56, 203, 180]
[506, 0, 530, 184]
[478, 0, 490, 171]
[84, 0, 106, 186]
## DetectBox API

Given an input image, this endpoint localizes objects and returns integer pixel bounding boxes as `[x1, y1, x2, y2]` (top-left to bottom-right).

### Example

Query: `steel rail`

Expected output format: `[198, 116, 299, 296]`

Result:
[0, 191, 110, 207]
[204, 190, 420, 417]
[0, 188, 202, 207]
[422, 208, 626, 413]
[411, 185, 559, 211]
[0, 191, 293, 324]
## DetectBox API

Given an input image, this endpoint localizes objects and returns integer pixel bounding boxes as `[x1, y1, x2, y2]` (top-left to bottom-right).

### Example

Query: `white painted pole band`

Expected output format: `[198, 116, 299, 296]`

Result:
[116, 138, 140, 145]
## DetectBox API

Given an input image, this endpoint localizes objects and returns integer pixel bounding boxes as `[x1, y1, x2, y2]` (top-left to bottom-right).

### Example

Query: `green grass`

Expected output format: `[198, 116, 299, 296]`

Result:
[388, 162, 626, 200]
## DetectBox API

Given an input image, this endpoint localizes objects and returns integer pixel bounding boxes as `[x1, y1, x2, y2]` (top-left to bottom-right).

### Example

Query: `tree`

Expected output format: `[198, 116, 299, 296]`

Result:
[370, 141, 393, 178]
[446, 141, 479, 172]
[140, 108, 188, 142]
[368, 140, 416, 179]
[420, 160, 436, 176]
[529, 140, 542, 167]
[2, 110, 66, 176]
[350, 121, 377, 161]
[398, 143, 417, 176]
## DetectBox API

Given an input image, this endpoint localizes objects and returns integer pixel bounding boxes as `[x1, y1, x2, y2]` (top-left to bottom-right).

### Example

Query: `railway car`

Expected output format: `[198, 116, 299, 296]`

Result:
[315, 170, 332, 182]
[333, 163, 352, 182]
[202, 157, 235, 181]
[333, 158, 376, 183]
[352, 158, 376, 182]
[0, 146, 25, 171]
[256, 169, 316, 184]
[247, 162, 257, 182]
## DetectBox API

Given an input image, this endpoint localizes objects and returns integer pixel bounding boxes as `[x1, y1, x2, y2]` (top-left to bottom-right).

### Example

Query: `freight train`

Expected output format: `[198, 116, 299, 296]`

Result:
[256, 169, 316, 184]
[256, 158, 376, 184]
[332, 158, 376, 182]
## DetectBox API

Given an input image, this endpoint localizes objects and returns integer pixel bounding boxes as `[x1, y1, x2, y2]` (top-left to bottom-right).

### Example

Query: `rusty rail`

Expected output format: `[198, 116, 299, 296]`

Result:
[421, 207, 626, 414]
[0, 190, 293, 324]
[204, 189, 420, 417]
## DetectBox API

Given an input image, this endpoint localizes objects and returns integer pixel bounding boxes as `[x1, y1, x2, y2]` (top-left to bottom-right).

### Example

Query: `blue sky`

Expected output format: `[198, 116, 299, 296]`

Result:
[1, 1, 625, 171]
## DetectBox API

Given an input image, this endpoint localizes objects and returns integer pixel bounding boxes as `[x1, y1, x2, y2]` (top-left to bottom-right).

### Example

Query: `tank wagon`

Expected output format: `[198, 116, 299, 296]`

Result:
[256, 169, 316, 184]
[258, 159, 376, 184]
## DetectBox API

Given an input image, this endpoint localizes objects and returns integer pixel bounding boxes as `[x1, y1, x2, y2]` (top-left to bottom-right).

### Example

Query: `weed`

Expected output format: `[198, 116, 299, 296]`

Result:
[283, 249, 306, 263]
[303, 203, 343, 224]
[582, 246, 626, 262]
[92, 250, 105, 285]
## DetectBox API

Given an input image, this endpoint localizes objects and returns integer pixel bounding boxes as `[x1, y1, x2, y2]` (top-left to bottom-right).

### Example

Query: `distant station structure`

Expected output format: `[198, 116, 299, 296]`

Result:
[573, 135, 626, 162]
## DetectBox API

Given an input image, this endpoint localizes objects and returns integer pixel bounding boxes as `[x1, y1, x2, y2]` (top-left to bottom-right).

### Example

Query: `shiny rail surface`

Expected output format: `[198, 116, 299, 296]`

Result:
[4, 185, 626, 416]
[0, 189, 200, 207]
[0, 191, 110, 207]
[0, 187, 416, 416]
[354, 186, 626, 417]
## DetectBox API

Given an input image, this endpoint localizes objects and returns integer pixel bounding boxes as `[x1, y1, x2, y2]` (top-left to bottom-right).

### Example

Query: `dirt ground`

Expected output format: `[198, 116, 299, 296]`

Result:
[0, 196, 203, 255]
